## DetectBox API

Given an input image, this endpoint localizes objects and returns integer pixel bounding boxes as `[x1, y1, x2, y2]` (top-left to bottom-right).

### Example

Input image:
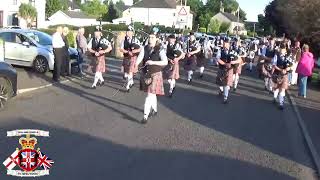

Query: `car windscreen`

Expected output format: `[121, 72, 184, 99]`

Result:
[26, 31, 52, 46]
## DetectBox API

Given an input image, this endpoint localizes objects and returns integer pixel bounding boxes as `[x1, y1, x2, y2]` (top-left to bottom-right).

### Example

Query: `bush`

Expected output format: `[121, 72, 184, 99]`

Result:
[66, 32, 75, 48]
[198, 27, 206, 33]
[48, 24, 78, 31]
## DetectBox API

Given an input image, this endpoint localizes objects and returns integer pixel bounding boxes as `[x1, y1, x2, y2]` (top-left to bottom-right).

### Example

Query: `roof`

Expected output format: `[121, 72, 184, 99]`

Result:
[63, 11, 96, 19]
[132, 0, 176, 8]
[219, 12, 242, 23]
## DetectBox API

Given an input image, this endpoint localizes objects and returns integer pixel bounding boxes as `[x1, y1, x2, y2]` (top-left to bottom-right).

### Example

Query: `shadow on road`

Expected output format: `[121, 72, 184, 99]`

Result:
[0, 118, 295, 180]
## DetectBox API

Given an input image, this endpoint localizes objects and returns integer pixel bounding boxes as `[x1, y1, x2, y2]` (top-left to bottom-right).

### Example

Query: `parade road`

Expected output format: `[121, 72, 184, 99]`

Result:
[0, 58, 318, 180]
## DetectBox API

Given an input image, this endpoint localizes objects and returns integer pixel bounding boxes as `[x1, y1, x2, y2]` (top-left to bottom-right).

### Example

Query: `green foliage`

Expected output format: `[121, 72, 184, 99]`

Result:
[198, 27, 206, 33]
[45, 0, 67, 18]
[208, 19, 220, 34]
[133, 0, 140, 4]
[115, 0, 126, 14]
[48, 24, 78, 31]
[66, 32, 75, 48]
[247, 31, 257, 37]
[19, 3, 37, 27]
[220, 22, 231, 33]
[81, 0, 108, 19]
[102, 1, 118, 22]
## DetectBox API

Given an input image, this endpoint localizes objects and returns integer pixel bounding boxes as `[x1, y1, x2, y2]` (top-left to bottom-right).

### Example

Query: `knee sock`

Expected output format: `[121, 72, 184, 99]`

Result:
[279, 90, 285, 106]
[274, 89, 279, 99]
[199, 66, 205, 75]
[92, 72, 100, 87]
[223, 86, 230, 99]
[169, 79, 176, 93]
[187, 70, 193, 81]
[233, 74, 239, 89]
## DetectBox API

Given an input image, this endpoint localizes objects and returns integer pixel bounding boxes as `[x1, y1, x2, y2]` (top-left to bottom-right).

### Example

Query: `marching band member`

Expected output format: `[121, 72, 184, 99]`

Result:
[136, 28, 168, 124]
[216, 39, 241, 104]
[184, 32, 201, 84]
[120, 26, 141, 92]
[232, 40, 246, 91]
[262, 38, 276, 93]
[271, 44, 292, 110]
[165, 34, 184, 97]
[87, 27, 112, 89]
[246, 41, 258, 72]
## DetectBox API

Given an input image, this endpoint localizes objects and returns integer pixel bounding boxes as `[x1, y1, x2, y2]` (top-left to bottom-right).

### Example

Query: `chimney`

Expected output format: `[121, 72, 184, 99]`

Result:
[220, 1, 224, 12]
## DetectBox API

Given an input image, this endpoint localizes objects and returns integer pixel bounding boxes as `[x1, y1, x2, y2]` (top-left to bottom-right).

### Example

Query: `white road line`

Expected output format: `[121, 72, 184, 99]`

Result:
[287, 90, 320, 176]
[17, 79, 72, 95]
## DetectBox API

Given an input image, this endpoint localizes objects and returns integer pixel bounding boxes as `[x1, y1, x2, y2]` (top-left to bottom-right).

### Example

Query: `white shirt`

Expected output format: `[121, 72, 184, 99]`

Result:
[52, 32, 65, 48]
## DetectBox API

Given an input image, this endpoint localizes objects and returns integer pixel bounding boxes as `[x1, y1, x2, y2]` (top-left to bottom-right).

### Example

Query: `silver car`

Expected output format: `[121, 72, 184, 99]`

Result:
[0, 29, 77, 73]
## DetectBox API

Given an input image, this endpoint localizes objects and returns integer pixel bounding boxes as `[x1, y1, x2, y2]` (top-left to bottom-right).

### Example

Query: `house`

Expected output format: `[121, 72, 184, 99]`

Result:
[112, 0, 193, 29]
[0, 0, 46, 28]
[47, 10, 100, 27]
[211, 8, 247, 36]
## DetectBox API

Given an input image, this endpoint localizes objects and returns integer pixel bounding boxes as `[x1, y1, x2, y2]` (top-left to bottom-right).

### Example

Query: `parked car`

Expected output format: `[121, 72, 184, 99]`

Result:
[0, 61, 17, 109]
[0, 29, 78, 73]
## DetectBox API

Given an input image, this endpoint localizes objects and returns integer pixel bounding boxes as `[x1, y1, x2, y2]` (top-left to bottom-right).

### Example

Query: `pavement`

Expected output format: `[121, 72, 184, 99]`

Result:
[0, 58, 319, 180]
[288, 77, 320, 175]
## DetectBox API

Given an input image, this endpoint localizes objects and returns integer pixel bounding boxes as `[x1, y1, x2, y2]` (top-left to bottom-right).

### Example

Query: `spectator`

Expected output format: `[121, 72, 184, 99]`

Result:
[52, 26, 65, 82]
[62, 27, 70, 76]
[76, 27, 87, 76]
[296, 44, 315, 98]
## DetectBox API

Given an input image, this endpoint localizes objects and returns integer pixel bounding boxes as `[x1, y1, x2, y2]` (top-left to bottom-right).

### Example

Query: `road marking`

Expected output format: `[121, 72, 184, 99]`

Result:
[287, 90, 320, 176]
[17, 79, 72, 95]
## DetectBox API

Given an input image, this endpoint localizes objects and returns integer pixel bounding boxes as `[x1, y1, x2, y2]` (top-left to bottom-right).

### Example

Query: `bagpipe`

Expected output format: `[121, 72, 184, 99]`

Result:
[272, 55, 293, 84]
[135, 29, 149, 46]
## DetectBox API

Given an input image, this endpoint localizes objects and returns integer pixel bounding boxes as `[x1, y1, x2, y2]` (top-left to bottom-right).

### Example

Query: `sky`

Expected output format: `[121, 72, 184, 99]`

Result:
[115, 0, 272, 22]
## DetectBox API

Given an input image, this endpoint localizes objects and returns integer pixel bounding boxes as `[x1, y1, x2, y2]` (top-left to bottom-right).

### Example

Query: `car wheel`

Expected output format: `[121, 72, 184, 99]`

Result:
[0, 77, 13, 109]
[34, 56, 48, 73]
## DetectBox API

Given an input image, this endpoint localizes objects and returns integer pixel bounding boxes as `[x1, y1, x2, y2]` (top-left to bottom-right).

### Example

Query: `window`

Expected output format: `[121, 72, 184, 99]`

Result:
[13, 0, 17, 5]
[0, 32, 15, 42]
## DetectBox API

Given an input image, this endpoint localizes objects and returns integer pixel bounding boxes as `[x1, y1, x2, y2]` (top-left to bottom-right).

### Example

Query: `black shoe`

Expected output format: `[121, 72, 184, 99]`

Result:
[141, 118, 148, 124]
[99, 81, 105, 86]
[91, 86, 96, 89]
[187, 79, 192, 84]
[218, 90, 223, 97]
[149, 110, 158, 118]
[126, 88, 130, 93]
[223, 98, 228, 104]
[272, 98, 277, 104]
[200, 74, 204, 79]
[279, 105, 284, 111]
[129, 83, 134, 88]
[233, 88, 237, 92]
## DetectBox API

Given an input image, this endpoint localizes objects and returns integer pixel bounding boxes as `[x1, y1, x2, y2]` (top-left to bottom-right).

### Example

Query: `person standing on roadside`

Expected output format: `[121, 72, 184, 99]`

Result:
[76, 27, 87, 76]
[62, 27, 70, 76]
[52, 26, 65, 82]
[296, 44, 314, 98]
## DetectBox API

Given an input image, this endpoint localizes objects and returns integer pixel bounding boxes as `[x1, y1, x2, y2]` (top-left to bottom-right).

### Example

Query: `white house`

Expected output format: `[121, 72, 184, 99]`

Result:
[0, 0, 46, 28]
[113, 0, 193, 29]
[211, 11, 247, 36]
[47, 10, 103, 27]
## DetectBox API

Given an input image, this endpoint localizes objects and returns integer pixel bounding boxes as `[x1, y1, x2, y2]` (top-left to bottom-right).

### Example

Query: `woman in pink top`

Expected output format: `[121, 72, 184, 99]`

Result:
[296, 44, 314, 98]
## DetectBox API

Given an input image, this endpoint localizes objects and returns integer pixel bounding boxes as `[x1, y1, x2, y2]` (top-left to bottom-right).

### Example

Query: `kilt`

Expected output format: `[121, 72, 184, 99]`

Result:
[123, 56, 138, 74]
[272, 73, 289, 90]
[169, 60, 180, 80]
[184, 55, 197, 71]
[233, 63, 243, 75]
[141, 71, 165, 95]
[91, 55, 106, 73]
[216, 68, 234, 87]
[196, 55, 206, 67]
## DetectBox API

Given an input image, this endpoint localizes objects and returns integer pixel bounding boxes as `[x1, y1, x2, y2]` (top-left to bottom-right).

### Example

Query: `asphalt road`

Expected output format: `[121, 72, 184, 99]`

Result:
[0, 59, 318, 180]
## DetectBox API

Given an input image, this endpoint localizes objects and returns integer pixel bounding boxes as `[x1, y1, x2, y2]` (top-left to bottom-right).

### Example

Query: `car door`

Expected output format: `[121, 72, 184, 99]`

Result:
[17, 33, 38, 65]
[0, 32, 21, 64]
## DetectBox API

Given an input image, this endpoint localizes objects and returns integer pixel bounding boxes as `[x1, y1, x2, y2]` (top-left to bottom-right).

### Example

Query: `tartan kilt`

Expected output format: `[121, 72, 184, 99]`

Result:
[95, 55, 106, 73]
[169, 62, 180, 80]
[184, 55, 197, 71]
[272, 73, 289, 90]
[123, 56, 138, 74]
[196, 56, 206, 67]
[216, 68, 234, 87]
[141, 71, 165, 95]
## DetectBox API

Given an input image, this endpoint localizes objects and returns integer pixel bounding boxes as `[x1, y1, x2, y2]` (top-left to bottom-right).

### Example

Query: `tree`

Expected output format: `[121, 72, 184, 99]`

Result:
[45, 0, 67, 18]
[208, 19, 220, 34]
[220, 22, 231, 33]
[133, 0, 140, 4]
[19, 3, 37, 27]
[115, 0, 126, 17]
[81, 0, 108, 19]
[102, 1, 118, 22]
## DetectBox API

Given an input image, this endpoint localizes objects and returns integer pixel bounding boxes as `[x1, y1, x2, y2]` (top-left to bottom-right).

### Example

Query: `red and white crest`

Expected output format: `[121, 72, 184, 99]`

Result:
[17, 149, 39, 172]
